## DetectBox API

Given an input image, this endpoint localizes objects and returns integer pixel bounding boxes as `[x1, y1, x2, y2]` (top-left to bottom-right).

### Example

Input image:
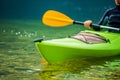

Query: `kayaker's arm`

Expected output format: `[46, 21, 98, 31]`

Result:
[98, 9, 109, 25]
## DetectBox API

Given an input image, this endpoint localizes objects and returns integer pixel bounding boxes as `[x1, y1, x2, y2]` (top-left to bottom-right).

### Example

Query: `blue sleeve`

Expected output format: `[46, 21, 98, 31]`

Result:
[98, 9, 110, 25]
[92, 9, 110, 31]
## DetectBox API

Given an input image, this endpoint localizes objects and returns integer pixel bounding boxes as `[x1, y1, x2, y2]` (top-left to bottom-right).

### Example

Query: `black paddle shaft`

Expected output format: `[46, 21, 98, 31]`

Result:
[73, 20, 120, 32]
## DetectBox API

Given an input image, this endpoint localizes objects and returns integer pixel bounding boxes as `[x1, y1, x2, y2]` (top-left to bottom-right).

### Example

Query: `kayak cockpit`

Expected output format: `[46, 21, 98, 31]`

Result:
[71, 32, 109, 44]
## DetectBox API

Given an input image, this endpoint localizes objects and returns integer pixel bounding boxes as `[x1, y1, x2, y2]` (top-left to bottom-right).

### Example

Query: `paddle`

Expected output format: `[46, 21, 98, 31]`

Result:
[42, 10, 120, 31]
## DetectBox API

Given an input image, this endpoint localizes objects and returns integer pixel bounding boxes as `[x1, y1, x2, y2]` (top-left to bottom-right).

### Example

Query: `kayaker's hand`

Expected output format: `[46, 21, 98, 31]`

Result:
[84, 20, 92, 29]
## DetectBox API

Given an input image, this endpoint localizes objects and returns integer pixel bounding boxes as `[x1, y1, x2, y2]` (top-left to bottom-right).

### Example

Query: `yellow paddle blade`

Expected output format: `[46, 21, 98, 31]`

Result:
[42, 10, 74, 27]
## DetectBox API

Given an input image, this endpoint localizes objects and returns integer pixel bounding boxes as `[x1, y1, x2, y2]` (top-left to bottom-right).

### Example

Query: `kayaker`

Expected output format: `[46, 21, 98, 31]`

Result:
[84, 0, 120, 33]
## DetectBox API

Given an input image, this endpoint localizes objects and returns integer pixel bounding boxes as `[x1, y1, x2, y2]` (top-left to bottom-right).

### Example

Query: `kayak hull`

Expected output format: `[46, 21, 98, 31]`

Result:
[34, 30, 120, 62]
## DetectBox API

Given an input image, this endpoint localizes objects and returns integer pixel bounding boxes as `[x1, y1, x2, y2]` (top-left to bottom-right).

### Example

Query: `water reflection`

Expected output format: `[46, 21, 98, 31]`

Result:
[38, 56, 120, 80]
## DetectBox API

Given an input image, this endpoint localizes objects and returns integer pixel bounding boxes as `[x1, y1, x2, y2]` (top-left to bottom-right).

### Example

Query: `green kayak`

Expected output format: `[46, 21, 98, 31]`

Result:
[34, 30, 120, 63]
